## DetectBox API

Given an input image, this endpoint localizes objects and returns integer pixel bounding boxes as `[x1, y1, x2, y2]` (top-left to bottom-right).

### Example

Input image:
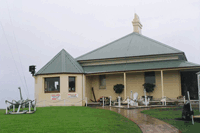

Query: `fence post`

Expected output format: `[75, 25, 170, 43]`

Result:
[162, 98, 164, 106]
[184, 96, 185, 104]
[86, 97, 87, 107]
[144, 89, 147, 106]
[127, 96, 129, 108]
[118, 96, 121, 107]
[102, 96, 104, 107]
[145, 96, 147, 106]
[29, 101, 31, 113]
[187, 91, 194, 125]
[110, 96, 112, 106]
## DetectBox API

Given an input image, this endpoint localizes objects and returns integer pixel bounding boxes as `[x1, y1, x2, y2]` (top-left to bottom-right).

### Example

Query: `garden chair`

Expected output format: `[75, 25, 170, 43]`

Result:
[129, 92, 138, 106]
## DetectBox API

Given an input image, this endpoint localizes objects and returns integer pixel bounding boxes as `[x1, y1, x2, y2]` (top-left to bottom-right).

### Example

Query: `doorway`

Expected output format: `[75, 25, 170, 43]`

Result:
[181, 71, 198, 99]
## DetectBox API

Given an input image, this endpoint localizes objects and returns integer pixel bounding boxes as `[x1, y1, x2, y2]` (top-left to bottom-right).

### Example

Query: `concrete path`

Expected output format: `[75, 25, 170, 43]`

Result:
[94, 106, 181, 133]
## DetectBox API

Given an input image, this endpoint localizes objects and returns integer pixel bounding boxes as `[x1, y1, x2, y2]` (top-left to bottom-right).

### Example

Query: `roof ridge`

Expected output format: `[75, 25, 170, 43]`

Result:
[63, 49, 84, 72]
[76, 32, 134, 60]
[36, 49, 84, 75]
[65, 54, 82, 72]
[125, 33, 135, 57]
[184, 61, 200, 66]
[76, 32, 183, 61]
[135, 33, 183, 53]
[62, 50, 66, 72]
[36, 50, 63, 74]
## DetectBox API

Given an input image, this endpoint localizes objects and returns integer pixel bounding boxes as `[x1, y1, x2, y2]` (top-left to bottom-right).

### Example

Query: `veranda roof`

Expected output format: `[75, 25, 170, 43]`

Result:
[76, 32, 184, 61]
[83, 60, 200, 74]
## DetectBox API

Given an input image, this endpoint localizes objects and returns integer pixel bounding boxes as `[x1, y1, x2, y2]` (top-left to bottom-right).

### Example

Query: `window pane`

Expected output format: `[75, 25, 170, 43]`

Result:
[145, 72, 155, 84]
[55, 81, 59, 90]
[99, 75, 106, 87]
[69, 77, 75, 92]
[44, 77, 60, 92]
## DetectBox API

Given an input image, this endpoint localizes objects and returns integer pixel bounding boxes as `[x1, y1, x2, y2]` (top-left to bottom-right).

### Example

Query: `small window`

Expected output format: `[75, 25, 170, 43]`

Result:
[44, 77, 60, 93]
[99, 75, 106, 89]
[69, 77, 76, 92]
[145, 72, 155, 84]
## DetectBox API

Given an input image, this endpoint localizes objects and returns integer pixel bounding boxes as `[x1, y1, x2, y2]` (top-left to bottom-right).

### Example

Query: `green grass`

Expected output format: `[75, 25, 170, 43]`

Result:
[0, 106, 142, 133]
[141, 107, 200, 133]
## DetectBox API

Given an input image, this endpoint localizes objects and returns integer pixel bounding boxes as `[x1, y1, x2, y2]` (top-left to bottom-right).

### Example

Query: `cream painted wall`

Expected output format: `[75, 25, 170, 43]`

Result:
[163, 70, 181, 98]
[87, 70, 182, 101]
[35, 70, 182, 107]
[85, 76, 93, 102]
[126, 70, 181, 99]
[126, 72, 144, 99]
[153, 71, 162, 98]
[90, 74, 124, 101]
[35, 74, 83, 107]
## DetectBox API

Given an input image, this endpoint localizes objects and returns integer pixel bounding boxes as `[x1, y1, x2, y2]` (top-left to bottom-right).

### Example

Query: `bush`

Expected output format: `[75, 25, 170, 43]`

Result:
[143, 83, 155, 95]
[113, 84, 124, 96]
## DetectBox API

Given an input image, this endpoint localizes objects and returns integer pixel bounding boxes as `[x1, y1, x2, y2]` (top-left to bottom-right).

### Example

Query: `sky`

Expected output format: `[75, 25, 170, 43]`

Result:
[0, 0, 200, 109]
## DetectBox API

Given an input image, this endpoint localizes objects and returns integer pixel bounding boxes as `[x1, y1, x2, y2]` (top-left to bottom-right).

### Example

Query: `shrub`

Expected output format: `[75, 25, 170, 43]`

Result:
[113, 84, 124, 96]
[143, 83, 155, 95]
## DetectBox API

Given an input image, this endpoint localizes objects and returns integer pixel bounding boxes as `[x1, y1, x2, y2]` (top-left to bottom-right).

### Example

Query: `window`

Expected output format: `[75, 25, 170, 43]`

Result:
[44, 77, 60, 93]
[145, 72, 155, 84]
[99, 75, 106, 89]
[69, 77, 76, 92]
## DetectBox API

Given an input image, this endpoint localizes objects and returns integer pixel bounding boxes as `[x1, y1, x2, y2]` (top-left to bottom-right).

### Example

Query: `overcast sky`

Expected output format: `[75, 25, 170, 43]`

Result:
[0, 0, 200, 109]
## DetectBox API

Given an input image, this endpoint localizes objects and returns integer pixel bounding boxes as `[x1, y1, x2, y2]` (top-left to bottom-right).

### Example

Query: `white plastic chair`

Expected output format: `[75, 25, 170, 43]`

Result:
[133, 92, 138, 101]
[130, 92, 138, 106]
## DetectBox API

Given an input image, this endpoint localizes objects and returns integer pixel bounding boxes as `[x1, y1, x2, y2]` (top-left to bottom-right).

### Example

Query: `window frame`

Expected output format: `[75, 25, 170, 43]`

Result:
[99, 75, 106, 89]
[144, 72, 155, 84]
[44, 77, 60, 93]
[69, 76, 76, 92]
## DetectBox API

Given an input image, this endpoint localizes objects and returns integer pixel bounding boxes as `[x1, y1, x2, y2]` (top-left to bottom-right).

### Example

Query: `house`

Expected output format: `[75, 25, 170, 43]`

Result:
[34, 14, 200, 106]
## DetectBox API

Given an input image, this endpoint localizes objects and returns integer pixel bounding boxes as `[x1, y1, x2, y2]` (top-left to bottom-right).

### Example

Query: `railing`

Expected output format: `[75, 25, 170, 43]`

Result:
[36, 97, 88, 107]
[102, 96, 130, 108]
[101, 95, 188, 108]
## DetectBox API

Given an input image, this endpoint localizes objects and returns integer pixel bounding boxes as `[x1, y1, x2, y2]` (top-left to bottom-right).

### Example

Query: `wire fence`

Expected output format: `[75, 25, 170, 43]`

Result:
[5, 95, 200, 114]
[36, 97, 88, 107]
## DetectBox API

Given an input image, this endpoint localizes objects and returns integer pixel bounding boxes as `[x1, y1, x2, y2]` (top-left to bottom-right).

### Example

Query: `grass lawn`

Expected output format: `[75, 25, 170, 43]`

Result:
[141, 107, 200, 133]
[0, 106, 141, 133]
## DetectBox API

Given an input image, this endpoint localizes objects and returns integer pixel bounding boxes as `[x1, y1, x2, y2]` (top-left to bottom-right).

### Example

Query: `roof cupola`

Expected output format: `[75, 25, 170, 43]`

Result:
[132, 13, 142, 34]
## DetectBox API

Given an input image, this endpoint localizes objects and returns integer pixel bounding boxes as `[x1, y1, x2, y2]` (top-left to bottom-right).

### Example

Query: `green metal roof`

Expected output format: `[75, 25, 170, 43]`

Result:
[83, 60, 200, 74]
[36, 49, 84, 75]
[76, 32, 183, 61]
